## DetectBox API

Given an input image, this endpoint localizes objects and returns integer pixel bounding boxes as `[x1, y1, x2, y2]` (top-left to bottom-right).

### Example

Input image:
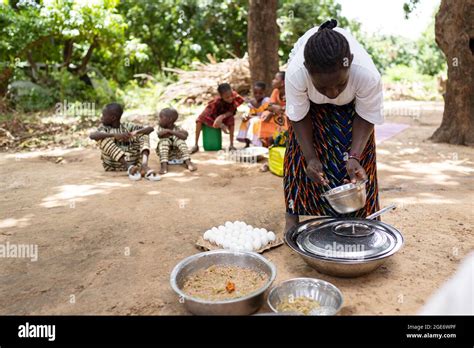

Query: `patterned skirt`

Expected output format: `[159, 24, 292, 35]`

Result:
[283, 100, 379, 217]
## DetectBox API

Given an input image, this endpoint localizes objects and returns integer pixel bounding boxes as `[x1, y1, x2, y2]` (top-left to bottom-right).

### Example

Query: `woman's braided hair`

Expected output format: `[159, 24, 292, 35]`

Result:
[303, 19, 352, 74]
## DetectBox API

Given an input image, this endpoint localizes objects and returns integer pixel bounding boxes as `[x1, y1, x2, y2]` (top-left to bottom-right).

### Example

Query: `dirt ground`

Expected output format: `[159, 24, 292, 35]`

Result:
[0, 101, 473, 315]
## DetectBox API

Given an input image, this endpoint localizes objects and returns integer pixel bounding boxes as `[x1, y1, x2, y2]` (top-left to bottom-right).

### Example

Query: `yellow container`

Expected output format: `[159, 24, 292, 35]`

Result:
[269, 146, 286, 177]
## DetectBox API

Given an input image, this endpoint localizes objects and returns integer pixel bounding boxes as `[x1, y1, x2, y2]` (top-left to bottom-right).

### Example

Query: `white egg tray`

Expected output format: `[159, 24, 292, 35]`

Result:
[195, 221, 284, 254]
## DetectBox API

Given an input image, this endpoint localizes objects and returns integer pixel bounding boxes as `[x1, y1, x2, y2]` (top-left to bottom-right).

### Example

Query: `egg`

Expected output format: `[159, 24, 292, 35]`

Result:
[215, 235, 224, 246]
[209, 235, 216, 244]
[252, 239, 262, 250]
[267, 231, 276, 242]
[211, 226, 218, 232]
[203, 230, 211, 240]
[218, 225, 225, 232]
[258, 229, 267, 238]
[244, 242, 253, 251]
[260, 228, 268, 234]
[225, 221, 233, 228]
[260, 234, 269, 246]
[222, 240, 231, 249]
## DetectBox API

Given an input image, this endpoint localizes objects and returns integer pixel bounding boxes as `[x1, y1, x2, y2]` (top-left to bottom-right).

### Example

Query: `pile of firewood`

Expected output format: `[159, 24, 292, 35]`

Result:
[162, 56, 251, 105]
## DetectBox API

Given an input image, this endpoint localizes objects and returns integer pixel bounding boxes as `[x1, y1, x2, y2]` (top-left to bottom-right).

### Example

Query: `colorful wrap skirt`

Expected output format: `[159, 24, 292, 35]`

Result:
[283, 100, 380, 217]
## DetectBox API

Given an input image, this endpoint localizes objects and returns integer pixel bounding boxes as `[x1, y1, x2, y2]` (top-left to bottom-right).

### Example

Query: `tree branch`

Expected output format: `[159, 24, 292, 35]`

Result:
[71, 37, 99, 74]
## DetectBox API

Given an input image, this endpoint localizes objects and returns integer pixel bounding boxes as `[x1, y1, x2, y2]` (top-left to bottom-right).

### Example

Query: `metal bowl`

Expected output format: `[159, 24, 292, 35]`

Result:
[284, 218, 404, 277]
[322, 180, 367, 214]
[267, 278, 343, 315]
[170, 250, 276, 315]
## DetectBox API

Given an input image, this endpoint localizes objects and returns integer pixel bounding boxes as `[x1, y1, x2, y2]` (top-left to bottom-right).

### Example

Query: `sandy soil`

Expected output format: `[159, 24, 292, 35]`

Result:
[0, 101, 472, 315]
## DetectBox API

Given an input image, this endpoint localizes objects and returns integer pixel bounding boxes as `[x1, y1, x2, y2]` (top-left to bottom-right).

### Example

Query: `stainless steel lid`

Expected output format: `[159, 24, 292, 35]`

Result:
[295, 219, 402, 260]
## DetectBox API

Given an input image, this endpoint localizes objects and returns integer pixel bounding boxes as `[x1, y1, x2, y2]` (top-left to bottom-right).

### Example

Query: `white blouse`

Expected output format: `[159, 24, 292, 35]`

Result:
[285, 26, 384, 125]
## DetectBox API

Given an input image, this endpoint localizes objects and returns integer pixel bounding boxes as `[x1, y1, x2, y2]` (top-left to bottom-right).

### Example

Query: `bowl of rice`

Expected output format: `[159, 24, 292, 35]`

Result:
[267, 278, 343, 315]
[170, 250, 276, 315]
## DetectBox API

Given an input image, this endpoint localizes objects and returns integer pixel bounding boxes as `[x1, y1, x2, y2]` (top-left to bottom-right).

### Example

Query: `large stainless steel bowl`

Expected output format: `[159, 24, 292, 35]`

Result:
[322, 180, 367, 214]
[285, 217, 404, 277]
[170, 250, 276, 315]
[267, 278, 343, 315]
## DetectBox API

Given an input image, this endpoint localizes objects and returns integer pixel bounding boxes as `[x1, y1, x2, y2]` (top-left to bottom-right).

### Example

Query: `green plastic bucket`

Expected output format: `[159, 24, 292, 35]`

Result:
[202, 124, 222, 151]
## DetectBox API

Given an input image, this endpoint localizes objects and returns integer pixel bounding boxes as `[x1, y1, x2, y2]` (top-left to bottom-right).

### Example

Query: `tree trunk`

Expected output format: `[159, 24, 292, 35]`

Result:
[0, 67, 13, 96]
[247, 0, 279, 95]
[431, 0, 474, 145]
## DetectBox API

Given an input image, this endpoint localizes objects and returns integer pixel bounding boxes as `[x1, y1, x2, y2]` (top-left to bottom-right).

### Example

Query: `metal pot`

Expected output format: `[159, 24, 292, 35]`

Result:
[322, 180, 368, 214]
[285, 214, 404, 278]
[267, 278, 344, 315]
[170, 250, 276, 315]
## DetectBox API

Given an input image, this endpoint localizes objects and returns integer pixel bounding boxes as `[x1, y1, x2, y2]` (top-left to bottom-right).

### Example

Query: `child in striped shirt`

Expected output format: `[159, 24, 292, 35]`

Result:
[89, 103, 160, 181]
[156, 108, 196, 174]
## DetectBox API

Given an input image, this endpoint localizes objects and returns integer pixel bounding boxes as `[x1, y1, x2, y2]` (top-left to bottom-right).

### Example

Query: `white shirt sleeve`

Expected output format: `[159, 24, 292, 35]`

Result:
[355, 73, 384, 125]
[285, 73, 310, 122]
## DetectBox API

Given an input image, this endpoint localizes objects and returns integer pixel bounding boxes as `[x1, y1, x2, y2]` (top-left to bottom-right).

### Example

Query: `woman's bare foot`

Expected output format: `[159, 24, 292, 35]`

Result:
[159, 162, 168, 174]
[184, 159, 197, 172]
[228, 145, 237, 151]
[190, 145, 199, 154]
[260, 163, 269, 172]
[285, 213, 299, 233]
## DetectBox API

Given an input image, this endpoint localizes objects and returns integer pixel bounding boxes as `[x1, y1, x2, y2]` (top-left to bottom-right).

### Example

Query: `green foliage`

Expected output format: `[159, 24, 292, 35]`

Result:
[50, 69, 114, 106]
[383, 64, 441, 101]
[384, 65, 432, 84]
[277, 0, 360, 61]
[8, 81, 55, 112]
[0, 0, 447, 112]
[359, 16, 445, 78]
[359, 34, 419, 74]
[414, 18, 446, 76]
[117, 0, 247, 76]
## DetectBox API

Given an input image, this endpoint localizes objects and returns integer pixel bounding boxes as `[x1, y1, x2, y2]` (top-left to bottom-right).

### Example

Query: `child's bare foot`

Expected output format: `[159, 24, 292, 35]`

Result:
[159, 162, 168, 174]
[140, 164, 151, 177]
[127, 164, 141, 180]
[190, 145, 199, 154]
[129, 164, 140, 175]
[228, 145, 237, 152]
[184, 159, 197, 172]
[244, 139, 250, 148]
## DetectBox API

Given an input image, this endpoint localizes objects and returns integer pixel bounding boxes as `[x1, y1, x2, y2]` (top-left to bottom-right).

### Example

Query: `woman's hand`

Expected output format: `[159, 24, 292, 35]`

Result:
[306, 158, 329, 185]
[346, 158, 368, 183]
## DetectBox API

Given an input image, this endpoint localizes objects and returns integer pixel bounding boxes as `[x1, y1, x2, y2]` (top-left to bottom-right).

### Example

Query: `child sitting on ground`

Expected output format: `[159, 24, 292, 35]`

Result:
[156, 107, 196, 174]
[89, 103, 160, 181]
[237, 81, 270, 147]
[256, 71, 288, 148]
[190, 83, 244, 153]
